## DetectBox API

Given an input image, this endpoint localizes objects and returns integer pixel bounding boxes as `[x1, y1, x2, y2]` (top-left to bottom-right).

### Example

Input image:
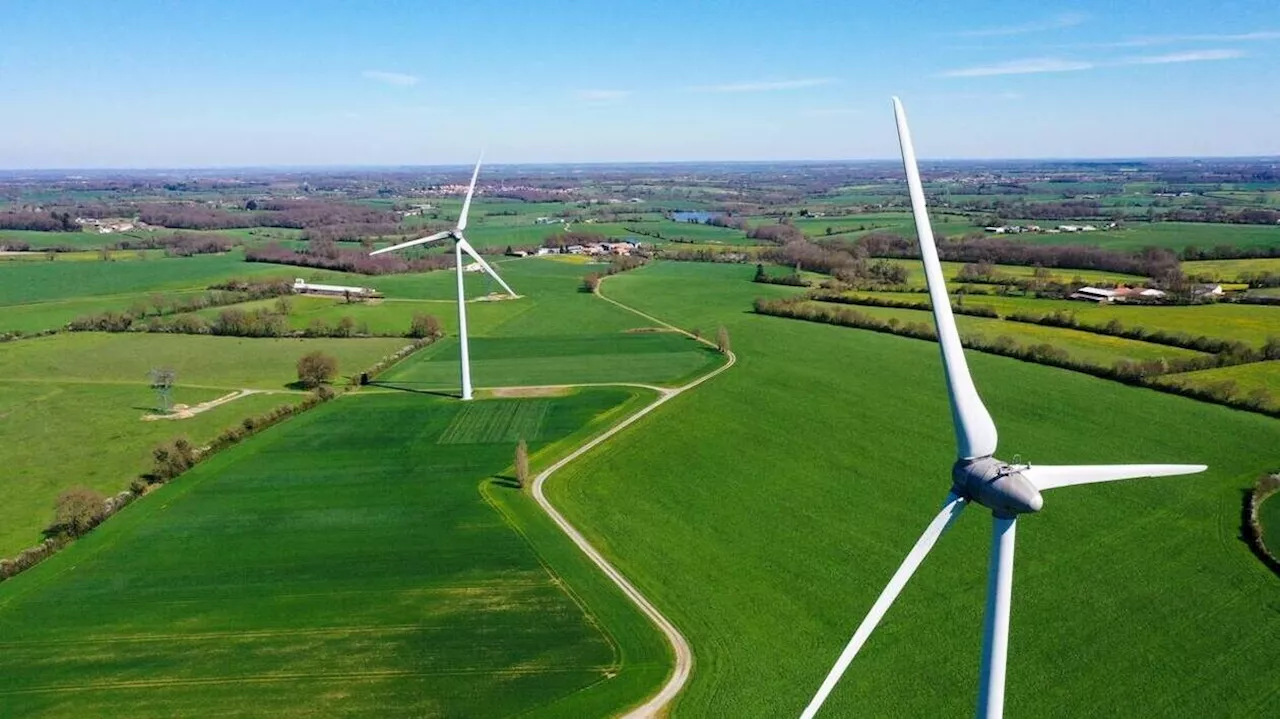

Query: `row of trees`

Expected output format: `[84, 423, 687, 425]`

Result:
[138, 200, 395, 231]
[0, 210, 79, 231]
[246, 241, 451, 275]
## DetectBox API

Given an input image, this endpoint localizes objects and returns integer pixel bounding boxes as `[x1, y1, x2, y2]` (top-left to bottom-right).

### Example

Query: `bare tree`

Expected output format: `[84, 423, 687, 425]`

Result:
[297, 351, 338, 388]
[515, 439, 530, 489]
[716, 326, 731, 354]
[49, 487, 107, 537]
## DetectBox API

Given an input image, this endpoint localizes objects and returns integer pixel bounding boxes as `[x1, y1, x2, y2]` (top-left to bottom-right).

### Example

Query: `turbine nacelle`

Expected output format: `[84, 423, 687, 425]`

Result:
[952, 457, 1044, 518]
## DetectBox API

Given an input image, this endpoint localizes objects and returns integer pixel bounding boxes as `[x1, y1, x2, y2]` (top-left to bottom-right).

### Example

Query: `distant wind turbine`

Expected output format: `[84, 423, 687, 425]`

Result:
[799, 98, 1207, 718]
[370, 154, 518, 400]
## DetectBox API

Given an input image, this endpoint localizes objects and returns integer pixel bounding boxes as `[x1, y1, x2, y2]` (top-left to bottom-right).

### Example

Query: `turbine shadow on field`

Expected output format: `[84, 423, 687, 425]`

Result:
[367, 380, 459, 399]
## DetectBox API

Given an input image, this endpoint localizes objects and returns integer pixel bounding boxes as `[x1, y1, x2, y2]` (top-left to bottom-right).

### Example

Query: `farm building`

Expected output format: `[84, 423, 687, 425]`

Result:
[1068, 286, 1119, 302]
[292, 278, 381, 298]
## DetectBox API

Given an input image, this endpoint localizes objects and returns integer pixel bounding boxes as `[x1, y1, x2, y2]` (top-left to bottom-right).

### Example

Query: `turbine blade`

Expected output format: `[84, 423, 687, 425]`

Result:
[456, 152, 484, 232]
[892, 97, 998, 460]
[368, 230, 451, 256]
[801, 493, 968, 719]
[456, 237, 518, 297]
[1023, 463, 1207, 491]
[978, 515, 1017, 719]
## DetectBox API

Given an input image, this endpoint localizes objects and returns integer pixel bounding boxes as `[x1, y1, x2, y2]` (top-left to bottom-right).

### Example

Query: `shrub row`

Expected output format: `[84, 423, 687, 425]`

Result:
[1242, 474, 1280, 576]
[808, 291, 1000, 318]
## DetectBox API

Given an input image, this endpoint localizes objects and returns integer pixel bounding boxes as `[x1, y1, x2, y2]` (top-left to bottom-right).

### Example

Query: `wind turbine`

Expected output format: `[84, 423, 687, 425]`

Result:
[371, 154, 517, 401]
[799, 98, 1207, 718]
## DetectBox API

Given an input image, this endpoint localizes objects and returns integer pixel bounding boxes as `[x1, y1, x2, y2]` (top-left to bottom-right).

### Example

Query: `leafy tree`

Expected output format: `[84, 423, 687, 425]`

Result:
[336, 316, 357, 337]
[297, 351, 338, 388]
[753, 263, 767, 282]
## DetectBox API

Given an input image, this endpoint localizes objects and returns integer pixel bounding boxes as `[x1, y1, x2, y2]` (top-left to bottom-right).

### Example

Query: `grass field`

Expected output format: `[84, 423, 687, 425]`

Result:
[853, 290, 1280, 347]
[803, 300, 1208, 367]
[545, 260, 1280, 717]
[0, 383, 296, 556]
[0, 389, 671, 717]
[1016, 222, 1280, 252]
[0, 333, 409, 556]
[1156, 361, 1280, 411]
[0, 334, 409, 389]
[879, 259, 1147, 288]
[1260, 491, 1280, 556]
[1182, 257, 1280, 281]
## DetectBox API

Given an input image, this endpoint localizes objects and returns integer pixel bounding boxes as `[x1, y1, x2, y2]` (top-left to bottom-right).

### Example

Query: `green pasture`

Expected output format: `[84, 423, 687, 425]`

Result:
[0, 383, 295, 557]
[0, 333, 409, 390]
[854, 290, 1280, 347]
[0, 389, 670, 717]
[1017, 222, 1280, 252]
[546, 260, 1280, 717]
[803, 300, 1207, 367]
[1156, 361, 1280, 411]
[1182, 258, 1280, 281]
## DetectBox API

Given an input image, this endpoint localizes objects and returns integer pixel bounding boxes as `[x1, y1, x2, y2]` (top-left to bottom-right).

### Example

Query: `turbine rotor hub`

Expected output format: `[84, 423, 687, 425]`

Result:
[952, 457, 1043, 518]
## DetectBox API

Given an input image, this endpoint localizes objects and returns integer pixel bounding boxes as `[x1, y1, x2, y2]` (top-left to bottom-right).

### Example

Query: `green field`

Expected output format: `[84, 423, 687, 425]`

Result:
[1156, 361, 1280, 411]
[878, 259, 1147, 288]
[0, 333, 409, 556]
[545, 261, 1280, 716]
[803, 300, 1208, 367]
[0, 383, 296, 556]
[853, 290, 1280, 347]
[0, 334, 409, 389]
[1016, 222, 1280, 252]
[0, 389, 671, 717]
[1182, 257, 1280, 281]
[1260, 492, 1280, 556]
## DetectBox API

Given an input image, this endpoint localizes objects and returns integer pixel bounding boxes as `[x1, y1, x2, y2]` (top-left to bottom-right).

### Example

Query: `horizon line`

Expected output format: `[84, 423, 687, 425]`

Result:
[2, 154, 1278, 174]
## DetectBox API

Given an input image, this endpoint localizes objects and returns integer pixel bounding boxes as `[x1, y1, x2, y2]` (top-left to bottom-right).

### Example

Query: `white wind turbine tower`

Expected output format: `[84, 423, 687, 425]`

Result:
[799, 98, 1207, 718]
[370, 155, 517, 401]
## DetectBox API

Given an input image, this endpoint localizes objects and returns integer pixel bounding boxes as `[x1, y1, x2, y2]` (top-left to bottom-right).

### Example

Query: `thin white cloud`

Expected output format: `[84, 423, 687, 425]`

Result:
[687, 78, 838, 93]
[1101, 30, 1280, 48]
[941, 49, 1244, 77]
[1121, 49, 1245, 64]
[941, 58, 1095, 78]
[802, 107, 863, 117]
[362, 70, 419, 87]
[576, 89, 631, 101]
[954, 12, 1087, 38]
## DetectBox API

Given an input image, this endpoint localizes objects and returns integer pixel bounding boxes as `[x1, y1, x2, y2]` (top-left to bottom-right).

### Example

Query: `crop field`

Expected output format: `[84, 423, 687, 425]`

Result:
[0, 389, 670, 717]
[545, 260, 1280, 717]
[380, 333, 719, 390]
[1182, 257, 1280, 281]
[1156, 361, 1280, 411]
[802, 300, 1208, 366]
[853, 291, 1280, 347]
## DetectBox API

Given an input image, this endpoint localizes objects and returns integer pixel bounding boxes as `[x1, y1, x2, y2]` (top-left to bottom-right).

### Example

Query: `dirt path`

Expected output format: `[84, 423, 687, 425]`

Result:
[143, 389, 264, 420]
[527, 274, 731, 717]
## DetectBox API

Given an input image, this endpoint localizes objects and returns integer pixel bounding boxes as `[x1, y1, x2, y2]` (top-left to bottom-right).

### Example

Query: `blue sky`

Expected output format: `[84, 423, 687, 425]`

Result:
[1, 0, 1277, 167]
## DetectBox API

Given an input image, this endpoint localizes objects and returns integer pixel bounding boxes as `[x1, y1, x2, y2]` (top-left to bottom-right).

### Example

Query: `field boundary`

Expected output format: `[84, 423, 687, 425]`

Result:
[525, 274, 735, 717]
